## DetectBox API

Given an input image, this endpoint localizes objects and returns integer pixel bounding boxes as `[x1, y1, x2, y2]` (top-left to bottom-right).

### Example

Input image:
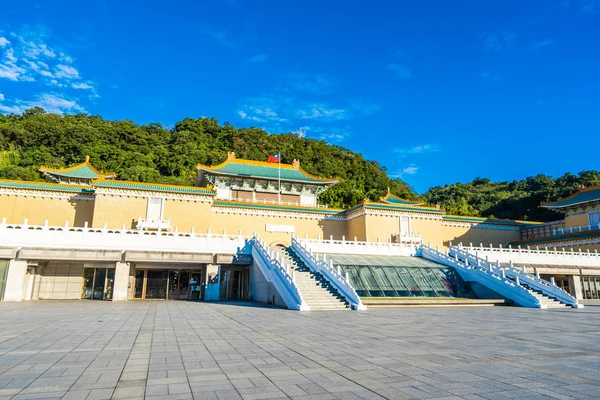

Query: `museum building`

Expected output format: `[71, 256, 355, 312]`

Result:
[0, 153, 599, 309]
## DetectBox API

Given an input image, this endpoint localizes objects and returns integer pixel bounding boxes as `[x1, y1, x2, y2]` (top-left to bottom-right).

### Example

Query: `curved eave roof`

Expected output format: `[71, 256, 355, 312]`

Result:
[443, 215, 541, 227]
[380, 189, 423, 206]
[365, 201, 445, 214]
[541, 186, 600, 209]
[0, 179, 94, 193]
[92, 179, 215, 195]
[197, 159, 338, 185]
[39, 162, 115, 180]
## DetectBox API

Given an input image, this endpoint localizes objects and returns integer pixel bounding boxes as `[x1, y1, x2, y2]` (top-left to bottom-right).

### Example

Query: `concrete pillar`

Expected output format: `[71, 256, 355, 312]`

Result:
[205, 264, 220, 301]
[568, 275, 584, 300]
[2, 260, 27, 302]
[112, 262, 130, 301]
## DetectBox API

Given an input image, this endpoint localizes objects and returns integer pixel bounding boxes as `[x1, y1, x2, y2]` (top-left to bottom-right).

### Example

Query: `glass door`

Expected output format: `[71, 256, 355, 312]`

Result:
[134, 270, 145, 299]
[82, 268, 115, 300]
[145, 270, 168, 299]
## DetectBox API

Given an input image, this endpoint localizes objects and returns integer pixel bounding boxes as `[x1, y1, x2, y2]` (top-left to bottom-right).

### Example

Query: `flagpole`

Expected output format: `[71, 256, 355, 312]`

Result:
[278, 153, 281, 204]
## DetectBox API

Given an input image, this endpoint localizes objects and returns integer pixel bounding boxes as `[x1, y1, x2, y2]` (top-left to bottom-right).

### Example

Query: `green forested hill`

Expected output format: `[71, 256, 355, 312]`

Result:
[424, 173, 600, 222]
[0, 107, 415, 209]
[1, 108, 598, 220]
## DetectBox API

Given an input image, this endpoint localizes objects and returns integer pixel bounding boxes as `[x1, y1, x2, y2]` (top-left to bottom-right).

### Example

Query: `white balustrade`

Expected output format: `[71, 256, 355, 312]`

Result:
[0, 218, 249, 254]
[136, 216, 171, 230]
[296, 235, 421, 256]
[450, 245, 580, 307]
[420, 245, 545, 308]
[457, 242, 600, 267]
[251, 234, 309, 311]
[291, 236, 366, 310]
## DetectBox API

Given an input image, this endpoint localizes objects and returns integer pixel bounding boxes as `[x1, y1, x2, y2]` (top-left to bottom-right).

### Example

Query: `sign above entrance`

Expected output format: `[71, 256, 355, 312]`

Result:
[266, 224, 296, 233]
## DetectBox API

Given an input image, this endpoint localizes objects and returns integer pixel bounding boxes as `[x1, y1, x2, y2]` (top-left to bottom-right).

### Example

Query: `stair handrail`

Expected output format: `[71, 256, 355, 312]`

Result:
[421, 245, 545, 308]
[291, 236, 366, 310]
[251, 235, 310, 311]
[450, 246, 580, 307]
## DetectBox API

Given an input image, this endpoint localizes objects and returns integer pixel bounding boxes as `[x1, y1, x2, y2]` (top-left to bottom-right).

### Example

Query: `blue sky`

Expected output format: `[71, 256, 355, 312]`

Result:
[0, 0, 598, 193]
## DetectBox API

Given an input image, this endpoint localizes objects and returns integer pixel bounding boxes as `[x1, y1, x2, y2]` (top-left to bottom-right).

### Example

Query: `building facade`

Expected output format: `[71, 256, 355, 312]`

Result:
[1, 153, 597, 304]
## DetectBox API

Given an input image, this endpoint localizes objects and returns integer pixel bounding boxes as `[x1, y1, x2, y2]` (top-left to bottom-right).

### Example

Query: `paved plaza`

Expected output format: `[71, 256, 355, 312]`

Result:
[0, 302, 599, 400]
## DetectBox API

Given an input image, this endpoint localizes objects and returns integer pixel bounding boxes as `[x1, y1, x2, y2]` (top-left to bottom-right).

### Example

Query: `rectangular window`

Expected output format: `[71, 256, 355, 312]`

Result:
[146, 197, 164, 220]
[589, 211, 600, 230]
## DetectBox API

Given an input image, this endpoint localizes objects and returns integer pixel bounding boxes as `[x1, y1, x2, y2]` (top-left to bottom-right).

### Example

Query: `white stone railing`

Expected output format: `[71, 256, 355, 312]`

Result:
[450, 246, 581, 307]
[251, 235, 309, 311]
[456, 242, 600, 267]
[219, 197, 328, 208]
[291, 237, 366, 310]
[296, 235, 421, 256]
[421, 245, 544, 308]
[136, 217, 171, 230]
[0, 218, 250, 254]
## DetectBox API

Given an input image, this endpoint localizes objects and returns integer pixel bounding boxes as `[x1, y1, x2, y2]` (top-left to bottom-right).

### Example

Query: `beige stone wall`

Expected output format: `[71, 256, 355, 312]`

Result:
[364, 213, 400, 242]
[565, 213, 591, 229]
[0, 194, 93, 227]
[346, 214, 367, 241]
[163, 200, 212, 231]
[362, 213, 521, 249]
[208, 209, 346, 245]
[92, 193, 147, 228]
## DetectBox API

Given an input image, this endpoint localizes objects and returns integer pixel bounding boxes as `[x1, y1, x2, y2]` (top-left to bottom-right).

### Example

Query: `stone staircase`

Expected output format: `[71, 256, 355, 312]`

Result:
[523, 286, 568, 309]
[272, 247, 349, 310]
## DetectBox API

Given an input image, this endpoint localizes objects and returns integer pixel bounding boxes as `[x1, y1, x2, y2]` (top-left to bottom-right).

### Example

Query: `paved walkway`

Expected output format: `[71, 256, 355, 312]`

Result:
[1, 301, 600, 400]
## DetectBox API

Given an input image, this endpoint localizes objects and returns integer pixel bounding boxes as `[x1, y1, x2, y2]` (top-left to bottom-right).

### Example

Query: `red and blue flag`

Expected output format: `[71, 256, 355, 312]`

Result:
[267, 154, 280, 163]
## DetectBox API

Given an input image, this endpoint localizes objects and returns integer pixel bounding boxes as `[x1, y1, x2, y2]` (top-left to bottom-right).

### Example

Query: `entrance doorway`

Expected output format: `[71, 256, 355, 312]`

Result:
[133, 268, 203, 300]
[82, 267, 115, 300]
[220, 267, 250, 300]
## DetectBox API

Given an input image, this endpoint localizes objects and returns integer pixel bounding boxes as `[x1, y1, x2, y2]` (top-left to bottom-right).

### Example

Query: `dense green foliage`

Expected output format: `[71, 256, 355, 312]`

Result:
[1, 108, 598, 221]
[424, 173, 600, 222]
[0, 107, 415, 209]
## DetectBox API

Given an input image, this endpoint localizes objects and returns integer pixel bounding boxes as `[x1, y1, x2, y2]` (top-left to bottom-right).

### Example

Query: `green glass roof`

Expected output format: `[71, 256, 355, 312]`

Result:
[0, 180, 94, 193]
[93, 180, 215, 195]
[541, 187, 600, 209]
[40, 163, 100, 179]
[198, 161, 337, 184]
[366, 202, 445, 214]
[318, 254, 444, 267]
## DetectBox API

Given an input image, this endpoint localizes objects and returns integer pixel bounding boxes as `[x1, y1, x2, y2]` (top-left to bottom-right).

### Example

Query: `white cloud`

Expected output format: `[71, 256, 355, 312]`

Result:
[247, 54, 266, 63]
[0, 29, 86, 86]
[72, 82, 94, 89]
[296, 103, 346, 121]
[530, 39, 555, 51]
[393, 144, 441, 156]
[391, 165, 419, 178]
[402, 166, 418, 175]
[55, 64, 79, 79]
[0, 93, 4, 101]
[0, 60, 25, 81]
[481, 30, 516, 52]
[388, 63, 412, 79]
[0, 93, 85, 115]
[59, 52, 73, 63]
[236, 96, 289, 125]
